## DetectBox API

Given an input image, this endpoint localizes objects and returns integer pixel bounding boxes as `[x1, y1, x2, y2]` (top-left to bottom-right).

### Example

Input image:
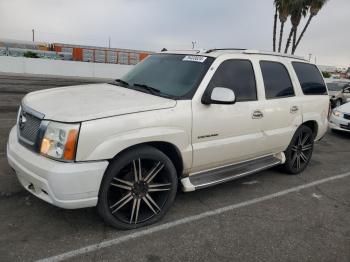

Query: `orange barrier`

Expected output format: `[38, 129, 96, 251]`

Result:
[52, 44, 151, 65]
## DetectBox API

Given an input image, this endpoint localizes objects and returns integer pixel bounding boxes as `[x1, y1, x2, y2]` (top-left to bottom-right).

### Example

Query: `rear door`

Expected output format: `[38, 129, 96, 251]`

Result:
[258, 59, 303, 153]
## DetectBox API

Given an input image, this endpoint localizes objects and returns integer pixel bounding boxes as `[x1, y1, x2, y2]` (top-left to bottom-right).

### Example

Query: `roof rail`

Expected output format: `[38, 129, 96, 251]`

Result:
[243, 50, 307, 61]
[205, 48, 247, 53]
[160, 49, 201, 54]
[203, 48, 307, 61]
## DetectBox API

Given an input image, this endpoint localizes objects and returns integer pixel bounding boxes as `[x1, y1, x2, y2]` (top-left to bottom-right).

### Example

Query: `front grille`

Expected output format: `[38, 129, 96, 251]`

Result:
[340, 124, 350, 130]
[17, 106, 44, 149]
[344, 114, 350, 120]
[19, 112, 41, 143]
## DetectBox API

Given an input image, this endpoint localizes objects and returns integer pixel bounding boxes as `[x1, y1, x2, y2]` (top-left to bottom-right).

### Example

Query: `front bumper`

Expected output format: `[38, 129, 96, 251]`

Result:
[7, 126, 109, 209]
[329, 114, 350, 132]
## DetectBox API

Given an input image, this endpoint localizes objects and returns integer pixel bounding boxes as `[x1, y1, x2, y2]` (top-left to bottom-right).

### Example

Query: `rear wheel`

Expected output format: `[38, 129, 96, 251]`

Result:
[97, 146, 178, 230]
[282, 125, 314, 174]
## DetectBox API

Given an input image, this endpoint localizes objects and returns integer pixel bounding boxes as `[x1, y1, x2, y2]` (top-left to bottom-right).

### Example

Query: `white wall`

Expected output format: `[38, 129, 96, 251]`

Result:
[0, 56, 133, 78]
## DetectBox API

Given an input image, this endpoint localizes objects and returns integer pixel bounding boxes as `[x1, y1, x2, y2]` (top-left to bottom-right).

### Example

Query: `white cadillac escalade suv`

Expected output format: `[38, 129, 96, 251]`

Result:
[7, 49, 329, 229]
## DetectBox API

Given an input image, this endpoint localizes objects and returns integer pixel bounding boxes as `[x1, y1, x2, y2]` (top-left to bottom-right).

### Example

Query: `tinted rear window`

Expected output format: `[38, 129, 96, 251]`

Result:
[260, 61, 295, 99]
[292, 62, 327, 95]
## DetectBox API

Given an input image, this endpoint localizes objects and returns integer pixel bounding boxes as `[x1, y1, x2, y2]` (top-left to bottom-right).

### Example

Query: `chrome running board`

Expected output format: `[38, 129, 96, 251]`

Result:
[181, 153, 285, 192]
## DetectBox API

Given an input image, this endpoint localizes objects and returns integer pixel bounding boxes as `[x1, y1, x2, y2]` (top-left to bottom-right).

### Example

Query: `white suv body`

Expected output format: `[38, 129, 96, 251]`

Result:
[7, 49, 329, 229]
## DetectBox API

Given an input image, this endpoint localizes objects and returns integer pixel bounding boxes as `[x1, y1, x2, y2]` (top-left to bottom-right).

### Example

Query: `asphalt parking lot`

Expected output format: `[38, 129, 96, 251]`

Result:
[0, 73, 349, 262]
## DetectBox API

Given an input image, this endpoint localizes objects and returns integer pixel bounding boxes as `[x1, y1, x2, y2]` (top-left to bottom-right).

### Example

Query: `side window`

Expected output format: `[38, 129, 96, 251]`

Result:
[260, 61, 295, 99]
[207, 59, 257, 102]
[292, 62, 327, 95]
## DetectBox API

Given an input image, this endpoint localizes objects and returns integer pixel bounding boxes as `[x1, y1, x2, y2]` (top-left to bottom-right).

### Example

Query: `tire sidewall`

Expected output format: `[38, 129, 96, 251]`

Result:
[98, 146, 178, 230]
[284, 125, 314, 175]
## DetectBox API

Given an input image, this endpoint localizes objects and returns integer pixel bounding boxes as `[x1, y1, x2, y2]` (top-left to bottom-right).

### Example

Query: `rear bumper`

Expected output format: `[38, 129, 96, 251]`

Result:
[7, 126, 109, 209]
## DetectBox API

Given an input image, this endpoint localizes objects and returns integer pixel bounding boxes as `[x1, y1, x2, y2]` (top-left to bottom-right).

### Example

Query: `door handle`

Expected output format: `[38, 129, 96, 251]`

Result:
[290, 106, 299, 114]
[252, 110, 264, 119]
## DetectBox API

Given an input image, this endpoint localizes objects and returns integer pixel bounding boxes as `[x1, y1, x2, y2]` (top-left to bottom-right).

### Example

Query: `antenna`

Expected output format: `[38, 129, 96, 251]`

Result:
[192, 41, 196, 49]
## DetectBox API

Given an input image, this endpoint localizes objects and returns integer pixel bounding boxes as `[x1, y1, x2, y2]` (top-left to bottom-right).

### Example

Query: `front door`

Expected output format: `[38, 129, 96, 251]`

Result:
[191, 59, 265, 173]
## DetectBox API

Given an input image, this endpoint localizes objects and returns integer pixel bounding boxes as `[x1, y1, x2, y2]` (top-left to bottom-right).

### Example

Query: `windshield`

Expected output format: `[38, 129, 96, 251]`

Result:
[327, 82, 345, 91]
[119, 54, 214, 99]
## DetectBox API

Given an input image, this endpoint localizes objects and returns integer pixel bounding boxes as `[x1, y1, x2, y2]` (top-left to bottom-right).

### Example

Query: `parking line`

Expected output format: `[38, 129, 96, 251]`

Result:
[36, 172, 350, 262]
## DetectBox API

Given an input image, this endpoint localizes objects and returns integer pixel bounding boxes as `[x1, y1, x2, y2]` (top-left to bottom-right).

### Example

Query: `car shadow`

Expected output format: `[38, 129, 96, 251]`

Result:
[331, 129, 350, 139]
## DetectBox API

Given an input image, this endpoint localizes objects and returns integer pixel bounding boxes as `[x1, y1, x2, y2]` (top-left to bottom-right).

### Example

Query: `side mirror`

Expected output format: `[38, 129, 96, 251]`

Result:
[202, 87, 236, 105]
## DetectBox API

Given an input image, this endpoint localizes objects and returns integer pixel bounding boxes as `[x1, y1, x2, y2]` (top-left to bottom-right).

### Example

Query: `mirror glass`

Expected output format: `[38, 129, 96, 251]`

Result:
[210, 87, 236, 103]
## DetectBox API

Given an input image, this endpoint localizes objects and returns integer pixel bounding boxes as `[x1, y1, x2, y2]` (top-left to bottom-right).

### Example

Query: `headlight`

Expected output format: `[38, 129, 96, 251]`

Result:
[40, 121, 80, 161]
[332, 110, 343, 118]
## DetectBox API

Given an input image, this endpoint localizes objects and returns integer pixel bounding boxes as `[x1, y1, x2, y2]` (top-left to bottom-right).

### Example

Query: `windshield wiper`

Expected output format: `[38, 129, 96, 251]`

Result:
[133, 83, 161, 94]
[114, 79, 129, 86]
[132, 83, 174, 99]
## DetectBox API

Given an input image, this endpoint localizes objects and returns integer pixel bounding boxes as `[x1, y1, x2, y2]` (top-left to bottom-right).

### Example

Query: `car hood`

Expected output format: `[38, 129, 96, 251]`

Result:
[22, 83, 177, 122]
[336, 102, 350, 113]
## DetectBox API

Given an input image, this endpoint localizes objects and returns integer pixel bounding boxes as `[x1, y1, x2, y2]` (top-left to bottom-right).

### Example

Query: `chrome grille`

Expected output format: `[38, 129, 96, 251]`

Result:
[19, 113, 41, 142]
[18, 106, 44, 148]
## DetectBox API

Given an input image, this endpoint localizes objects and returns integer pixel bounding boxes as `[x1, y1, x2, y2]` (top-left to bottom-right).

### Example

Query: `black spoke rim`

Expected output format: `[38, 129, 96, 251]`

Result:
[107, 158, 171, 224]
[290, 130, 313, 170]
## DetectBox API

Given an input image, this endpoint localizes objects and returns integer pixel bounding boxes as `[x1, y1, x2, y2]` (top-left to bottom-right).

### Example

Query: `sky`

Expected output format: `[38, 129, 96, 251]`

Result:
[0, 0, 349, 67]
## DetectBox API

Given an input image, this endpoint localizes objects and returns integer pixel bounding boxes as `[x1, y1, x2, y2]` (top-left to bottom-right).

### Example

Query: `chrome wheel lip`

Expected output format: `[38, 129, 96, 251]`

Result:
[107, 158, 172, 225]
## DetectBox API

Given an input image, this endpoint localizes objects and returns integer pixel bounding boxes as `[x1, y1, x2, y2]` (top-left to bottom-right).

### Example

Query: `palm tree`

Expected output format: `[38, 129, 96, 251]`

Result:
[273, 3, 278, 52]
[275, 0, 290, 53]
[284, 0, 308, 54]
[293, 0, 329, 53]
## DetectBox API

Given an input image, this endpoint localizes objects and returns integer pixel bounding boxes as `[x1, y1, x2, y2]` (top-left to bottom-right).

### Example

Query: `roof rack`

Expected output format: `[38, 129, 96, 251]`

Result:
[243, 50, 307, 61]
[204, 48, 307, 61]
[160, 49, 201, 54]
[205, 48, 247, 53]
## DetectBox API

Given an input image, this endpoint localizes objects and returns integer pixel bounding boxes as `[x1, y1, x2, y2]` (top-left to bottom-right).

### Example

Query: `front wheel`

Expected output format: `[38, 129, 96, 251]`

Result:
[97, 146, 178, 230]
[282, 125, 314, 175]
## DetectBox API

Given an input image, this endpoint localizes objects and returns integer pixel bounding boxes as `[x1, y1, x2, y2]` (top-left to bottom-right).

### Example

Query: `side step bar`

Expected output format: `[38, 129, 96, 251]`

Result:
[181, 153, 285, 192]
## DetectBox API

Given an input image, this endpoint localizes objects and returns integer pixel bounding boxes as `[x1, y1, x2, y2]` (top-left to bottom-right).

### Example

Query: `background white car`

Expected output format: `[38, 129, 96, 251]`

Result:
[329, 102, 350, 132]
[325, 80, 350, 108]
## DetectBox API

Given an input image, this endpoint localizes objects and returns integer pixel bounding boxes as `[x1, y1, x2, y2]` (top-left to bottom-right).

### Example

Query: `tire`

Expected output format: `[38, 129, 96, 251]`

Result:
[282, 125, 314, 175]
[97, 145, 178, 230]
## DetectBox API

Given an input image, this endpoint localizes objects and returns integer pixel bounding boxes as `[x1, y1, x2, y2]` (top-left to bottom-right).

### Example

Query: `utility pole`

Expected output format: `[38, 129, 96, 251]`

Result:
[32, 29, 35, 42]
[308, 54, 312, 62]
[108, 37, 111, 48]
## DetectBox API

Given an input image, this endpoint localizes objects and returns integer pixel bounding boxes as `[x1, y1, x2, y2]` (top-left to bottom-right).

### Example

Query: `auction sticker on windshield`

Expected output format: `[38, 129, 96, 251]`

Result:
[183, 56, 207, 63]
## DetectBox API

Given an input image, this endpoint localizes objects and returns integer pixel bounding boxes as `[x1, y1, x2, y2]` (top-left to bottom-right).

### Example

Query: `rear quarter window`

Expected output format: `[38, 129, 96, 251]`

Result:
[292, 62, 327, 95]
